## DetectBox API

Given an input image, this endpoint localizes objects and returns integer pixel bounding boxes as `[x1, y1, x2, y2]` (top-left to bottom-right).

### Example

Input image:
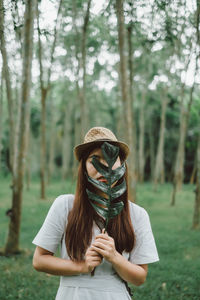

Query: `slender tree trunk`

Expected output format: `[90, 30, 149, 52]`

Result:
[0, 65, 3, 171]
[62, 101, 73, 180]
[37, 0, 63, 198]
[47, 100, 56, 182]
[72, 0, 91, 141]
[71, 0, 91, 174]
[116, 0, 136, 202]
[0, 0, 15, 173]
[192, 130, 200, 229]
[154, 91, 168, 188]
[40, 88, 47, 199]
[171, 94, 190, 206]
[4, 0, 35, 255]
[127, 21, 137, 180]
[72, 0, 81, 148]
[79, 0, 91, 139]
[13, 79, 22, 177]
[138, 91, 145, 182]
[190, 154, 197, 184]
[171, 56, 198, 205]
[148, 114, 155, 181]
[191, 0, 200, 226]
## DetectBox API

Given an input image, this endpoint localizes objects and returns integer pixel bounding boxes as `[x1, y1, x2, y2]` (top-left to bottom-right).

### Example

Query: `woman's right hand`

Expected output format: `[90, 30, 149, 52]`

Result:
[83, 247, 102, 273]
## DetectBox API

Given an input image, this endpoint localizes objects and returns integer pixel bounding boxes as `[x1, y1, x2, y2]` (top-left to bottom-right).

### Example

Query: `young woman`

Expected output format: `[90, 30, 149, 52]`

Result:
[32, 127, 159, 300]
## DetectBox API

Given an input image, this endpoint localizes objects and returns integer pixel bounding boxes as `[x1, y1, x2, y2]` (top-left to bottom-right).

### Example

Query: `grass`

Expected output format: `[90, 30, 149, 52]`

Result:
[0, 177, 200, 300]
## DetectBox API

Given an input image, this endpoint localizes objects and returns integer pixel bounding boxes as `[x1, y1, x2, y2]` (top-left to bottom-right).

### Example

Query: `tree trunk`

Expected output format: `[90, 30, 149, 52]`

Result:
[72, 0, 81, 149]
[72, 0, 91, 140]
[0, 0, 15, 173]
[154, 91, 168, 188]
[190, 154, 197, 184]
[37, 0, 63, 198]
[148, 113, 155, 181]
[4, 0, 35, 255]
[116, 0, 136, 202]
[47, 100, 56, 182]
[171, 90, 191, 206]
[192, 130, 200, 229]
[0, 65, 3, 171]
[138, 91, 145, 182]
[191, 0, 200, 226]
[171, 55, 198, 205]
[62, 101, 73, 180]
[127, 20, 138, 180]
[79, 0, 91, 139]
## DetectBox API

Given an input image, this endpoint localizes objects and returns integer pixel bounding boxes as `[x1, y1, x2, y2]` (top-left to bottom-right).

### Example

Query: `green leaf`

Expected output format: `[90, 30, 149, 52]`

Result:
[90, 201, 109, 219]
[111, 163, 126, 184]
[91, 156, 126, 184]
[87, 174, 109, 193]
[111, 179, 127, 198]
[91, 157, 109, 179]
[86, 189, 108, 207]
[86, 142, 127, 231]
[101, 142, 119, 168]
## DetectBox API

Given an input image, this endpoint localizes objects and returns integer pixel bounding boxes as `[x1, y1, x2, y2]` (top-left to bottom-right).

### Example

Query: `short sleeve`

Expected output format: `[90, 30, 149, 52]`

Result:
[129, 203, 159, 265]
[32, 194, 73, 253]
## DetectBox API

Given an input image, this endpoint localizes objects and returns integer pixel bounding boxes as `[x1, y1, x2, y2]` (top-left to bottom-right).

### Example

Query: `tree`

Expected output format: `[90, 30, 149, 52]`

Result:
[127, 2, 138, 180]
[0, 65, 3, 171]
[4, 0, 36, 255]
[0, 0, 15, 173]
[72, 0, 92, 141]
[36, 0, 63, 199]
[154, 88, 168, 187]
[191, 0, 200, 228]
[138, 90, 145, 182]
[116, 0, 136, 202]
[192, 122, 200, 229]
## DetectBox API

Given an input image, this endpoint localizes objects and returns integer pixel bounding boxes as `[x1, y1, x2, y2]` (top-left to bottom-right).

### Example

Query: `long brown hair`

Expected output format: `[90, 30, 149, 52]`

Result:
[65, 150, 135, 261]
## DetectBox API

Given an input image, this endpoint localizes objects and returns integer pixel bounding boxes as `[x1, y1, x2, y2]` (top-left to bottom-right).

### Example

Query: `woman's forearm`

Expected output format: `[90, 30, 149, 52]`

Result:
[33, 252, 87, 276]
[111, 252, 148, 286]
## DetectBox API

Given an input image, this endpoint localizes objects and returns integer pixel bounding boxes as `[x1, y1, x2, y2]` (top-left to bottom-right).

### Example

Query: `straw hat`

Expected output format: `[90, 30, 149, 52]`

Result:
[74, 127, 129, 161]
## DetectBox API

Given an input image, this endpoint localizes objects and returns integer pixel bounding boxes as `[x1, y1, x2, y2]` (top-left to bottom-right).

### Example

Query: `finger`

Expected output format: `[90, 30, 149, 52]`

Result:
[87, 247, 102, 254]
[87, 249, 100, 255]
[90, 249, 103, 257]
[95, 234, 110, 241]
[91, 245, 106, 256]
[93, 238, 112, 246]
[92, 241, 110, 251]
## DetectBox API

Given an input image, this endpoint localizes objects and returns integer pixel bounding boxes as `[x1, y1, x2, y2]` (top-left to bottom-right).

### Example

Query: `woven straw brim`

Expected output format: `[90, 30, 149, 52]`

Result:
[74, 139, 129, 161]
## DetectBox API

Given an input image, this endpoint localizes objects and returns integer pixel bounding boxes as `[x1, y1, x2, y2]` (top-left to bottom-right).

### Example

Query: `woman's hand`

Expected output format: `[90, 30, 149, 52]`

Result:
[91, 230, 118, 263]
[91, 230, 148, 286]
[84, 247, 102, 273]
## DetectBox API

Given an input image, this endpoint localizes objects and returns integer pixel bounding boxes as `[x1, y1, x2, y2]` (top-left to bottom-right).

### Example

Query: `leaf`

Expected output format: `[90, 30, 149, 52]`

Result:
[111, 164, 126, 184]
[86, 142, 127, 231]
[91, 157, 109, 179]
[86, 189, 108, 207]
[86, 174, 109, 193]
[91, 156, 126, 184]
[111, 179, 127, 198]
[101, 142, 119, 168]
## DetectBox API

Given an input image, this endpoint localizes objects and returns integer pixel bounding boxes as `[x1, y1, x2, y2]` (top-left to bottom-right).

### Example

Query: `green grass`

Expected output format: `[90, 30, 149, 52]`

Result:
[0, 177, 200, 300]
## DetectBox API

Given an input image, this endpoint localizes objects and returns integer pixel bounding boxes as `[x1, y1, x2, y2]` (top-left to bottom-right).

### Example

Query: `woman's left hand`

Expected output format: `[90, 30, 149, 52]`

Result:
[91, 230, 118, 263]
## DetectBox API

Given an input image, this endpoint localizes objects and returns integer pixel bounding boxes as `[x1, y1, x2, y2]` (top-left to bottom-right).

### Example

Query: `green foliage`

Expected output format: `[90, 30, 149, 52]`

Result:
[86, 142, 126, 230]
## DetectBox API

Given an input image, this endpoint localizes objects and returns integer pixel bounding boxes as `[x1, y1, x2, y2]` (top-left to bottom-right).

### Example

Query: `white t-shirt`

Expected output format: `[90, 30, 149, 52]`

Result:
[32, 194, 159, 300]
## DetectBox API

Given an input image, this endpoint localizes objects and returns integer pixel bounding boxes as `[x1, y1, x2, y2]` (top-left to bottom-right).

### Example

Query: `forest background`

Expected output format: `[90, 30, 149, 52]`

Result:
[0, 0, 200, 299]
